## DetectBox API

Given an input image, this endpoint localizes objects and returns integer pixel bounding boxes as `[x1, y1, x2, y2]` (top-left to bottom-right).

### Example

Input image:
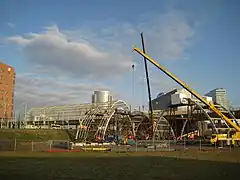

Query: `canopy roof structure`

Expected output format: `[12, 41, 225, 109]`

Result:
[25, 100, 128, 123]
[24, 100, 174, 142]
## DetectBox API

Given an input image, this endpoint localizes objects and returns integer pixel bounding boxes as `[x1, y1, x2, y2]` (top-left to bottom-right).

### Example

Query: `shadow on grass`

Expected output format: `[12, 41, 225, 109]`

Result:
[0, 154, 238, 180]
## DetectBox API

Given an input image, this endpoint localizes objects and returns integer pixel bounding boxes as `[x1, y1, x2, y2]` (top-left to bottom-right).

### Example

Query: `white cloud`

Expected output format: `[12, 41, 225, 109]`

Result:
[7, 25, 132, 79]
[7, 11, 196, 108]
[78, 11, 196, 61]
[7, 22, 16, 28]
[137, 12, 195, 60]
[137, 70, 179, 97]
[14, 73, 113, 108]
[7, 36, 29, 45]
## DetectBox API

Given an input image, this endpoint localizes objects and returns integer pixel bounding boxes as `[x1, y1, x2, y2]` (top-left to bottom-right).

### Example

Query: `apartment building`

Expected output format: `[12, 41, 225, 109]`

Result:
[0, 61, 15, 120]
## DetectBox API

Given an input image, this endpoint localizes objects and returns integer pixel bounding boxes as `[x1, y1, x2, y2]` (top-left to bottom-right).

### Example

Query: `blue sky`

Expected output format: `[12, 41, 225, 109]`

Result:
[0, 0, 240, 108]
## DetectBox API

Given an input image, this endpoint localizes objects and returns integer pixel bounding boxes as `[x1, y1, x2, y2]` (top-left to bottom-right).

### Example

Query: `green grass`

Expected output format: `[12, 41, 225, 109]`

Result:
[0, 149, 239, 179]
[0, 129, 70, 140]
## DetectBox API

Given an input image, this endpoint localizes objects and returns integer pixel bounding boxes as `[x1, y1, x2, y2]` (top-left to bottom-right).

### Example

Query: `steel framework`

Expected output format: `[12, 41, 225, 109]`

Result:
[76, 100, 132, 142]
[165, 98, 240, 140]
[24, 100, 180, 142]
[129, 110, 176, 141]
[152, 110, 176, 141]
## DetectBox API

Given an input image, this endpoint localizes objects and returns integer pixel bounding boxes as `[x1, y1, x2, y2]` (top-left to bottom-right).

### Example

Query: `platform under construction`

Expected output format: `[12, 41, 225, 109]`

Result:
[153, 98, 240, 140]
[21, 95, 240, 144]
[23, 100, 174, 142]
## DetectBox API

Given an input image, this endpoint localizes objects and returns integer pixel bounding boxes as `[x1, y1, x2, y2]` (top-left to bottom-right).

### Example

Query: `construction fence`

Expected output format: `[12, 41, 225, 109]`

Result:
[0, 139, 236, 152]
[0, 139, 72, 152]
[131, 139, 235, 152]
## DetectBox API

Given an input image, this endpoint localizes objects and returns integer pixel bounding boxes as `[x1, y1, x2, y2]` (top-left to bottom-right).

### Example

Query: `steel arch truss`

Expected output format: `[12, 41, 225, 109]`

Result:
[130, 110, 175, 141]
[153, 110, 176, 141]
[188, 99, 218, 134]
[178, 98, 220, 140]
[131, 111, 153, 140]
[76, 100, 133, 142]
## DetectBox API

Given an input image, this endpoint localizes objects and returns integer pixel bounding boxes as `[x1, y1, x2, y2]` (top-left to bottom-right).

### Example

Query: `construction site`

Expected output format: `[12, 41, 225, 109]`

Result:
[1, 2, 240, 180]
[2, 35, 237, 150]
[1, 34, 240, 150]
[20, 88, 240, 148]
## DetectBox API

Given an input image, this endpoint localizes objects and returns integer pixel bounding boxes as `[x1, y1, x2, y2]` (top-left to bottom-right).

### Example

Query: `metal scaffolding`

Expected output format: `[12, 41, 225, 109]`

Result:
[163, 98, 240, 140]
[153, 110, 176, 141]
[75, 100, 131, 142]
[24, 100, 175, 142]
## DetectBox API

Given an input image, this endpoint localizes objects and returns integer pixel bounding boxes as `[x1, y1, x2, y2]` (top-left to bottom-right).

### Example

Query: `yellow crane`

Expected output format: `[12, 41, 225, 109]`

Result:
[132, 46, 240, 146]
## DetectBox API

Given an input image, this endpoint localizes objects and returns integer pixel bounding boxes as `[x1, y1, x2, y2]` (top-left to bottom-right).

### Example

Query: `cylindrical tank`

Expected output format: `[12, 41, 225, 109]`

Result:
[92, 91, 111, 103]
[92, 94, 96, 103]
[108, 95, 113, 102]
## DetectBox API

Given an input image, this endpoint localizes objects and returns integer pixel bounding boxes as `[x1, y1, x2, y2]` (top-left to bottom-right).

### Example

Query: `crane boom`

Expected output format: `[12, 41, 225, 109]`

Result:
[132, 46, 240, 132]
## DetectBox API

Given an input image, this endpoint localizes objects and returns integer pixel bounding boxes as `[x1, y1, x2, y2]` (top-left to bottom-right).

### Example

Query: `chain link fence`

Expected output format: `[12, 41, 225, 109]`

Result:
[0, 139, 73, 152]
[132, 139, 235, 152]
[108, 139, 236, 152]
[0, 139, 236, 152]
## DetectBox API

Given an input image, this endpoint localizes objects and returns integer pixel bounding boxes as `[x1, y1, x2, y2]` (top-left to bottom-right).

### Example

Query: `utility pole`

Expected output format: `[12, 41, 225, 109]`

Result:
[132, 64, 135, 110]
[140, 32, 153, 123]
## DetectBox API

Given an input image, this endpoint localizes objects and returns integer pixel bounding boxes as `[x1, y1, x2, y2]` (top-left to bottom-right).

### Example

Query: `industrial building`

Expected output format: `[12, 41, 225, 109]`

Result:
[25, 90, 115, 129]
[205, 88, 229, 109]
[0, 61, 15, 120]
[150, 88, 230, 138]
[151, 88, 195, 111]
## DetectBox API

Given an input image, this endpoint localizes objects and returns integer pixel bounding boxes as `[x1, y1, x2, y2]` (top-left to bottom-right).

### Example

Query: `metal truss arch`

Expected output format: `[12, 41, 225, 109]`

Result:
[132, 111, 154, 140]
[76, 100, 132, 142]
[217, 103, 240, 126]
[178, 98, 219, 140]
[77, 105, 103, 141]
[188, 99, 218, 134]
[98, 100, 130, 138]
[153, 110, 176, 141]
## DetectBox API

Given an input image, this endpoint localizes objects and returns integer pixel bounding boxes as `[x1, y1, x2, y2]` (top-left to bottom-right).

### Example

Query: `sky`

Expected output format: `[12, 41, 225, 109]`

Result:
[0, 0, 240, 110]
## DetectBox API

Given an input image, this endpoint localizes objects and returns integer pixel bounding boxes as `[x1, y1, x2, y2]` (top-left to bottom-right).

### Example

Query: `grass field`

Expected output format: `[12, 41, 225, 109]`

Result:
[0, 149, 239, 179]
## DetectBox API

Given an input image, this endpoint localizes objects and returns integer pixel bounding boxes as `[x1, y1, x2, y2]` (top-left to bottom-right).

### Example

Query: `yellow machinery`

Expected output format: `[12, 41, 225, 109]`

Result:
[132, 46, 240, 146]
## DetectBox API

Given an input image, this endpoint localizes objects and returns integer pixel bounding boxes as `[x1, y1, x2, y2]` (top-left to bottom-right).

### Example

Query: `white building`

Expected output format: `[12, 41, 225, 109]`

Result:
[151, 88, 214, 111]
[151, 88, 194, 111]
[205, 88, 229, 109]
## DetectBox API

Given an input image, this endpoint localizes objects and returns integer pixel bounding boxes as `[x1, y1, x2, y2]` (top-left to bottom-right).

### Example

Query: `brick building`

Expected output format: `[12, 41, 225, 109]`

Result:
[0, 61, 15, 120]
